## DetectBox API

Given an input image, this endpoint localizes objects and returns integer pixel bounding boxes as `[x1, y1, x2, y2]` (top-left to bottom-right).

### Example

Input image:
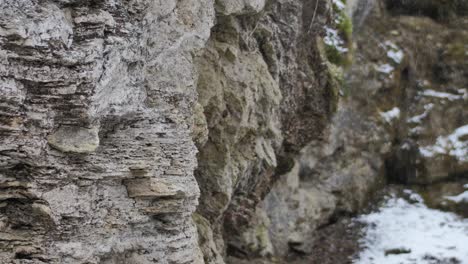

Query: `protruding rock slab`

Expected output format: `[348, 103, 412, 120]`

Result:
[215, 0, 266, 15]
[124, 178, 185, 198]
[47, 126, 99, 154]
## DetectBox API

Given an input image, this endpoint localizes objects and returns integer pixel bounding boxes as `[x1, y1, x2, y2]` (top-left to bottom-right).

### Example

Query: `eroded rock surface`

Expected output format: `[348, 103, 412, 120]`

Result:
[1, 0, 466, 263]
[0, 0, 370, 262]
[0, 0, 214, 263]
[350, 3, 468, 184]
[195, 0, 468, 262]
[193, 0, 346, 261]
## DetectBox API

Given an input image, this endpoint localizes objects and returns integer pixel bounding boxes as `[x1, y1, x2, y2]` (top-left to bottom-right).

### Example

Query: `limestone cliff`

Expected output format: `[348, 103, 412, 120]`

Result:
[193, 0, 347, 261]
[194, 0, 468, 262]
[0, 0, 214, 262]
[0, 0, 467, 263]
[0, 0, 343, 262]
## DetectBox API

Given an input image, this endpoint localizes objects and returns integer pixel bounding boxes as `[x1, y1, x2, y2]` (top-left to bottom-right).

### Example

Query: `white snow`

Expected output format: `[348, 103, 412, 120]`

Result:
[383, 41, 399, 50]
[324, 26, 349, 53]
[400, 142, 411, 150]
[332, 0, 346, 10]
[375, 64, 394, 74]
[409, 126, 424, 136]
[419, 147, 436, 158]
[380, 107, 400, 123]
[445, 191, 468, 203]
[407, 103, 434, 124]
[419, 124, 468, 162]
[459, 88, 468, 99]
[464, 184, 468, 189]
[421, 89, 465, 101]
[387, 50, 404, 64]
[383, 41, 404, 64]
[355, 191, 468, 264]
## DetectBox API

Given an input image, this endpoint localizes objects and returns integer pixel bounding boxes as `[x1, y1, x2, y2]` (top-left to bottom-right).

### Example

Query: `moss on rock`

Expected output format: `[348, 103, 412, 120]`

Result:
[323, 0, 353, 67]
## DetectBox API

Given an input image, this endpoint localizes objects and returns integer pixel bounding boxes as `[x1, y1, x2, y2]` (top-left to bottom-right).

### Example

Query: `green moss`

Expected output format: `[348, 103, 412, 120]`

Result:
[317, 36, 347, 109]
[325, 44, 352, 67]
[254, 225, 271, 252]
[192, 213, 210, 244]
[324, 1, 354, 67]
[340, 78, 351, 97]
[325, 44, 343, 65]
[327, 63, 344, 112]
[328, 4, 353, 98]
[316, 1, 355, 109]
[338, 15, 353, 42]
[444, 34, 468, 62]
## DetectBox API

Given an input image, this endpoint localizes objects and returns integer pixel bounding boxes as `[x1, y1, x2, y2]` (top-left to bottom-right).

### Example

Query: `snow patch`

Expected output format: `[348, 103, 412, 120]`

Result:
[456, 88, 468, 100]
[403, 189, 424, 203]
[421, 89, 466, 101]
[445, 191, 468, 203]
[332, 0, 346, 10]
[324, 26, 348, 53]
[409, 126, 424, 136]
[407, 103, 434, 124]
[383, 41, 404, 64]
[355, 191, 468, 264]
[375, 64, 394, 74]
[400, 142, 411, 150]
[387, 50, 404, 64]
[380, 107, 400, 123]
[419, 124, 468, 162]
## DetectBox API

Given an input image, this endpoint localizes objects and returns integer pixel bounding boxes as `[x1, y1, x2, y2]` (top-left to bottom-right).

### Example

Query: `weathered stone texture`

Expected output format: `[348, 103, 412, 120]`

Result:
[195, 0, 468, 262]
[346, 5, 468, 184]
[193, 0, 347, 262]
[2, 0, 466, 263]
[0, 0, 214, 263]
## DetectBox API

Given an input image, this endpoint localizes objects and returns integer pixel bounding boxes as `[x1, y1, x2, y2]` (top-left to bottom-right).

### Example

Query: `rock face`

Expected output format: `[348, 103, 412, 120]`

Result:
[0, 0, 214, 263]
[0, 0, 347, 261]
[1, 0, 467, 263]
[195, 0, 468, 262]
[352, 1, 468, 184]
[193, 0, 346, 261]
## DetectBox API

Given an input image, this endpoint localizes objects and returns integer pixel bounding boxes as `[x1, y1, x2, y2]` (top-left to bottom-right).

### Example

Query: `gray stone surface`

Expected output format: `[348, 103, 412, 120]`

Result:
[47, 126, 100, 153]
[0, 0, 214, 263]
[1, 0, 466, 263]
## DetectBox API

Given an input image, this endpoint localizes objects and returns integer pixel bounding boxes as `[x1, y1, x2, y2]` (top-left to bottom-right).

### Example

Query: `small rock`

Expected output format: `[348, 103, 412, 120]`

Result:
[47, 126, 99, 154]
[124, 178, 185, 198]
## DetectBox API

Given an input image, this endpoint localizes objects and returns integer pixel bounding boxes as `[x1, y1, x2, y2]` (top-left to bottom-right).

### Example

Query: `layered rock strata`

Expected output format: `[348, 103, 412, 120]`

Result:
[1, 0, 466, 263]
[0, 0, 213, 263]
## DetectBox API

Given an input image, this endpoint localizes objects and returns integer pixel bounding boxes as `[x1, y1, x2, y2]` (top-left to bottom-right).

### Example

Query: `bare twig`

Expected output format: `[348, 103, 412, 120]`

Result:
[308, 0, 320, 33]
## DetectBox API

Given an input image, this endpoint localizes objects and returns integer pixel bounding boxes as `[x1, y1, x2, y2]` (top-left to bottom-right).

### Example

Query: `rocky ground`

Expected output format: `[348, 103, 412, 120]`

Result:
[355, 186, 468, 264]
[300, 182, 468, 264]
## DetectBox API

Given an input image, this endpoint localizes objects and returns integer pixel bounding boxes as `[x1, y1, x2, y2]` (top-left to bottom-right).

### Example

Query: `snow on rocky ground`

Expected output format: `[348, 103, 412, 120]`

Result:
[445, 185, 468, 204]
[419, 124, 468, 162]
[380, 107, 400, 123]
[421, 89, 467, 101]
[324, 26, 348, 53]
[354, 190, 468, 264]
[375, 63, 394, 74]
[445, 191, 468, 203]
[383, 41, 404, 64]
